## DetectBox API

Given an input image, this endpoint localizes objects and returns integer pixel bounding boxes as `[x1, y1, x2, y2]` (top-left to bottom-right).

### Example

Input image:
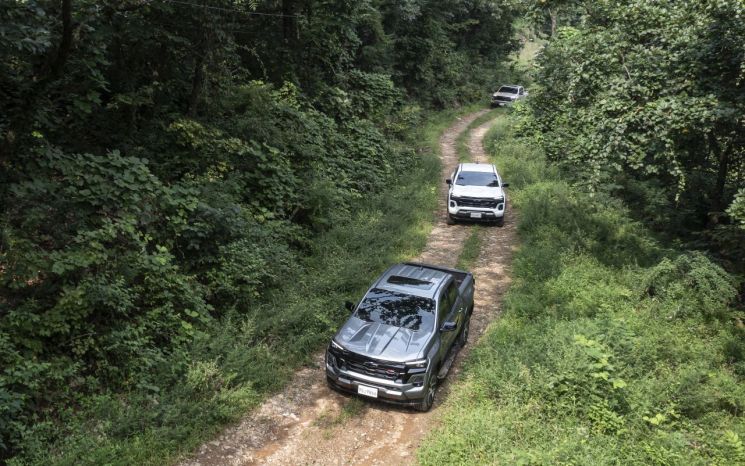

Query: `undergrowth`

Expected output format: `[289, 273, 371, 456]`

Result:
[418, 111, 745, 465]
[8, 105, 483, 466]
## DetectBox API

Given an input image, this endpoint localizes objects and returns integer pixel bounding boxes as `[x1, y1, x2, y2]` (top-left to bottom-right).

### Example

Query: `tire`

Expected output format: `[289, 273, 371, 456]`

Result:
[458, 316, 471, 346]
[495, 216, 504, 227]
[326, 376, 341, 393]
[446, 214, 456, 225]
[416, 372, 438, 412]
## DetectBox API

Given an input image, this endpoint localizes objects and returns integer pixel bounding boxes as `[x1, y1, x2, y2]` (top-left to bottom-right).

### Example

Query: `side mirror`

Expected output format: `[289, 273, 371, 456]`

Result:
[502, 182, 510, 188]
[445, 179, 452, 185]
[345, 301, 356, 312]
[440, 321, 457, 332]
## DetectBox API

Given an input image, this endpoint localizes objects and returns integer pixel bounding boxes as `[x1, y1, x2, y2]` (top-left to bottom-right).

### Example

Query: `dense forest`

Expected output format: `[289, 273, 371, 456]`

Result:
[2, 0, 744, 464]
[527, 0, 745, 271]
[0, 0, 519, 462]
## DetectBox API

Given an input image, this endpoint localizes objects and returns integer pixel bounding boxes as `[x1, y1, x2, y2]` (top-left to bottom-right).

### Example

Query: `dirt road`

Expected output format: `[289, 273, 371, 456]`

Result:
[181, 110, 518, 466]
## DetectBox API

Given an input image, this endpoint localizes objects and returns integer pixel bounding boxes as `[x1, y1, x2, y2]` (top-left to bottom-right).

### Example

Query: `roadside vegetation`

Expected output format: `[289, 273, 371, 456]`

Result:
[422, 2, 745, 463]
[419, 109, 745, 466]
[0, 1, 520, 463]
[456, 228, 483, 272]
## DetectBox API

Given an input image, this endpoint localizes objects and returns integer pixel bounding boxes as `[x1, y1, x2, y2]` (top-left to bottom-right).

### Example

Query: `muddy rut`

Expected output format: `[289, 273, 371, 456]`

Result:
[182, 110, 518, 466]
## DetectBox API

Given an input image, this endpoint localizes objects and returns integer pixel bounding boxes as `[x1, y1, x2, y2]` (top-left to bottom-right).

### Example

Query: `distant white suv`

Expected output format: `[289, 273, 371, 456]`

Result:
[446, 163, 508, 226]
[491, 85, 527, 107]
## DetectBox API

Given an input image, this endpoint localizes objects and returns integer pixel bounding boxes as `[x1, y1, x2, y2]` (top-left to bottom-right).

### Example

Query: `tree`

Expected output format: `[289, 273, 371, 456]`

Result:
[527, 0, 745, 253]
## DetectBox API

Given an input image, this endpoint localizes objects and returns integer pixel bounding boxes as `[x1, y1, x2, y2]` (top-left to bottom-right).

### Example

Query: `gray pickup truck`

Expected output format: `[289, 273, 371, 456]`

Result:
[325, 262, 475, 411]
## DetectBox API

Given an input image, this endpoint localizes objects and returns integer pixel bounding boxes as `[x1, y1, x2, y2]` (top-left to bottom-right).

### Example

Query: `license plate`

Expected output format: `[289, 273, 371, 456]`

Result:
[357, 385, 378, 398]
[470, 212, 483, 219]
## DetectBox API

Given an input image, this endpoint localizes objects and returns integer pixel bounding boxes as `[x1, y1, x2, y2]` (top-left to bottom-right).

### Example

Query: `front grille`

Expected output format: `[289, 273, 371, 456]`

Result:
[345, 359, 402, 380]
[330, 347, 406, 381]
[457, 197, 500, 208]
[493, 96, 513, 102]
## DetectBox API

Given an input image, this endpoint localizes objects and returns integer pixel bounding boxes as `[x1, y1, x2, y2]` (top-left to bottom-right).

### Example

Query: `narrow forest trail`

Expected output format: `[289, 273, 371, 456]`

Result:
[182, 110, 519, 466]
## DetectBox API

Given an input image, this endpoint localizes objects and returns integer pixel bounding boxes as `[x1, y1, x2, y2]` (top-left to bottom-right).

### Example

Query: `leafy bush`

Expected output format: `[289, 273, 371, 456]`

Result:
[642, 252, 738, 321]
[525, 0, 745, 270]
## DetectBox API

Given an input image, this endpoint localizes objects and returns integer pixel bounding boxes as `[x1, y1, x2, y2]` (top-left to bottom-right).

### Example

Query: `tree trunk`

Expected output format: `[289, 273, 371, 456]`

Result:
[282, 0, 295, 43]
[549, 8, 558, 36]
[708, 135, 732, 226]
[187, 52, 206, 117]
[48, 0, 74, 80]
[187, 20, 214, 117]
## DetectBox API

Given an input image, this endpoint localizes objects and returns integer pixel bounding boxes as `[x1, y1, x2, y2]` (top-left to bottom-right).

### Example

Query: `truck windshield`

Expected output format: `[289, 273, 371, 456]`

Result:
[455, 171, 499, 187]
[499, 86, 518, 94]
[354, 288, 435, 331]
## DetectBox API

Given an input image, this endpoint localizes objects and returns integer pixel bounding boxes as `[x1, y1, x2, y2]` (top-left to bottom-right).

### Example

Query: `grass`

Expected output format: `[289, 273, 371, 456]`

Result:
[455, 108, 501, 162]
[417, 113, 745, 465]
[10, 104, 488, 466]
[456, 227, 482, 271]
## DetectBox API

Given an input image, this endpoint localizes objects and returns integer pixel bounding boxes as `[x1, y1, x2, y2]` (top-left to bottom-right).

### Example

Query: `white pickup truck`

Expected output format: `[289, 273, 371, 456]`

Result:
[491, 85, 528, 107]
[446, 163, 508, 226]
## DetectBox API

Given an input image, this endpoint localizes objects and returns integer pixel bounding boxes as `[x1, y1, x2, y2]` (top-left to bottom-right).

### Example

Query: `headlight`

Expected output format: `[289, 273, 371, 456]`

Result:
[408, 374, 425, 386]
[405, 358, 428, 369]
[330, 340, 345, 351]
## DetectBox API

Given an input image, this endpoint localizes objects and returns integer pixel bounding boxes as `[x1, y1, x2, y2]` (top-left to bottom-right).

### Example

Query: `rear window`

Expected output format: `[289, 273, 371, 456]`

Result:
[455, 171, 499, 187]
[498, 86, 518, 94]
[387, 275, 434, 289]
[354, 288, 435, 331]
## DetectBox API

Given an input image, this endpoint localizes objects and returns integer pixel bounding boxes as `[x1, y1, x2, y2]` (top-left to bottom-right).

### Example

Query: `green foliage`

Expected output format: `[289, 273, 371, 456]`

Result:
[727, 188, 745, 229]
[418, 112, 745, 466]
[1, 0, 521, 460]
[642, 252, 738, 321]
[456, 227, 482, 271]
[525, 0, 745, 268]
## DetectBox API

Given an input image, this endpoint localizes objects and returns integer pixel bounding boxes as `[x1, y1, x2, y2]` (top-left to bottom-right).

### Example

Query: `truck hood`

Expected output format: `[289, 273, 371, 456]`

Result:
[335, 316, 431, 362]
[451, 184, 504, 199]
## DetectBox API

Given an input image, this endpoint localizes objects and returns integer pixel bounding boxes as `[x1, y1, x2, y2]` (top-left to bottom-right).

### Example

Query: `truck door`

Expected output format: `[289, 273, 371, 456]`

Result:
[437, 281, 461, 362]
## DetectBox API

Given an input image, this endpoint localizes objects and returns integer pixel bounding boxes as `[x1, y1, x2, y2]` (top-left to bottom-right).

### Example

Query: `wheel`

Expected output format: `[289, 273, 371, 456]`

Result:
[416, 372, 438, 412]
[458, 316, 471, 346]
[446, 214, 456, 225]
[495, 216, 504, 227]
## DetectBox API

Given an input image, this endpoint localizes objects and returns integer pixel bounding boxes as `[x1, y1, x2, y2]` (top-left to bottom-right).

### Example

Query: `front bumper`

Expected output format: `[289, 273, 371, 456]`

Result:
[325, 353, 427, 405]
[448, 202, 505, 222]
[491, 98, 515, 107]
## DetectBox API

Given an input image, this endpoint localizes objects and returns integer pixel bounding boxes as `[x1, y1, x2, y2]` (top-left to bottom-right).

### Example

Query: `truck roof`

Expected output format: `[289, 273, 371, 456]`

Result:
[375, 263, 452, 299]
[459, 162, 495, 173]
